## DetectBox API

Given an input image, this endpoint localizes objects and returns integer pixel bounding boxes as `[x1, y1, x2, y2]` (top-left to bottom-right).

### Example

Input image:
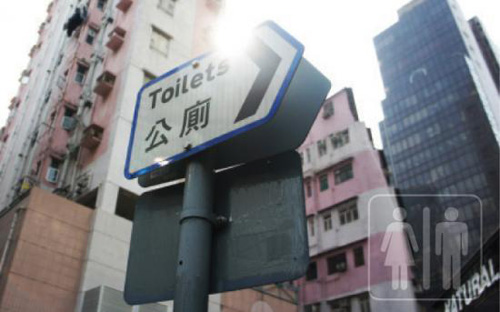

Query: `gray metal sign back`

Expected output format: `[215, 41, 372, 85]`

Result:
[124, 151, 308, 305]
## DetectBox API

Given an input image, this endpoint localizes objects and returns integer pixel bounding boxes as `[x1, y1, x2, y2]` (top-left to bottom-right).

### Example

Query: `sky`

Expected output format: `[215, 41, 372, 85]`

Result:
[0, 0, 498, 148]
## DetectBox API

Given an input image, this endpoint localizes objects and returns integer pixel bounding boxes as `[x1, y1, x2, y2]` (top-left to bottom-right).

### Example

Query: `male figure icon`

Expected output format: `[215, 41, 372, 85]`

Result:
[435, 207, 468, 290]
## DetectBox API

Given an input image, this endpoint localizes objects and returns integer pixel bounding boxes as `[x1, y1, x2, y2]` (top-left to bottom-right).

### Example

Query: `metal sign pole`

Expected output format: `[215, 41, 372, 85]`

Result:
[173, 155, 214, 312]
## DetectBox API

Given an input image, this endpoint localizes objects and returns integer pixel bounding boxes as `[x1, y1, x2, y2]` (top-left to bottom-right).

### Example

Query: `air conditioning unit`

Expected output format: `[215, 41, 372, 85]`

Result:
[62, 116, 77, 131]
[116, 0, 133, 12]
[106, 26, 126, 52]
[81, 123, 104, 149]
[93, 71, 116, 97]
[46, 167, 60, 183]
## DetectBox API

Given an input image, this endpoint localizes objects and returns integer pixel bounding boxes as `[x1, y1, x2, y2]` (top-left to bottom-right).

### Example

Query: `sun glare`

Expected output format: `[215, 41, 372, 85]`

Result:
[213, 16, 253, 58]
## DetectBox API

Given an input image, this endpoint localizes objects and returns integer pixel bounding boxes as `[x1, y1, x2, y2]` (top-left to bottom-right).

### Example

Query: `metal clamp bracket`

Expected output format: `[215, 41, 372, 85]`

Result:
[180, 209, 215, 224]
[179, 210, 229, 230]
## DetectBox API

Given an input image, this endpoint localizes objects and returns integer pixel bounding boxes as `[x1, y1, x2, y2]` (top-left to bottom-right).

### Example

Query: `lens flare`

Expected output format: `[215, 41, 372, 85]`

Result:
[213, 17, 253, 58]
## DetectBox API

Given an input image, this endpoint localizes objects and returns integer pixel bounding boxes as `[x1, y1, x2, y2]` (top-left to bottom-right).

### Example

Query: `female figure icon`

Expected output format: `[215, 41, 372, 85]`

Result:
[381, 208, 419, 290]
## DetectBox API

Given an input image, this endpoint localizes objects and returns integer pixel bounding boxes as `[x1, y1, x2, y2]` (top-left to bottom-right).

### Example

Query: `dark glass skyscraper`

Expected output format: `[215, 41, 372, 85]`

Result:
[374, 0, 499, 300]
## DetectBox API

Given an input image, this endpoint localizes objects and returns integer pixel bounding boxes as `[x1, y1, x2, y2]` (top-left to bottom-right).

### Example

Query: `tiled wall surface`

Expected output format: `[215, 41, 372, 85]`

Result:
[0, 188, 92, 312]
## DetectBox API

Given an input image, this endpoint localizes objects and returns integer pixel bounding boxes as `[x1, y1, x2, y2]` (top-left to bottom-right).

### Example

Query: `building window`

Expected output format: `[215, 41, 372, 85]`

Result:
[334, 163, 353, 184]
[330, 129, 349, 149]
[359, 293, 371, 312]
[339, 200, 358, 225]
[317, 139, 327, 156]
[75, 63, 88, 84]
[61, 107, 77, 131]
[306, 147, 311, 162]
[150, 26, 172, 56]
[305, 180, 312, 197]
[63, 106, 76, 118]
[97, 0, 108, 11]
[76, 188, 98, 209]
[85, 27, 98, 45]
[323, 213, 332, 231]
[308, 217, 315, 236]
[143, 70, 157, 85]
[323, 101, 334, 118]
[304, 303, 320, 312]
[319, 174, 329, 191]
[329, 298, 351, 312]
[46, 158, 62, 183]
[158, 0, 176, 15]
[327, 253, 347, 274]
[354, 246, 365, 267]
[306, 262, 317, 281]
[115, 188, 138, 221]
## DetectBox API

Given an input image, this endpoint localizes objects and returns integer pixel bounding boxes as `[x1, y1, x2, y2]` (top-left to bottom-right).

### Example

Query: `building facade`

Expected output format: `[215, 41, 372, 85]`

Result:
[374, 0, 500, 301]
[468, 17, 500, 92]
[0, 0, 220, 210]
[0, 1, 299, 311]
[0, 187, 298, 312]
[295, 89, 418, 312]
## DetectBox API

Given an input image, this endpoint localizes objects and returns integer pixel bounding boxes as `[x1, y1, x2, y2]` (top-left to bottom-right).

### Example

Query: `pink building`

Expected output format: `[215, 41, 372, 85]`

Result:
[296, 88, 418, 312]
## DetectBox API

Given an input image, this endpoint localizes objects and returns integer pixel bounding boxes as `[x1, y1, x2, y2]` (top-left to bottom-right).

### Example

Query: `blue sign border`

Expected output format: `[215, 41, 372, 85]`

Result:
[124, 21, 304, 179]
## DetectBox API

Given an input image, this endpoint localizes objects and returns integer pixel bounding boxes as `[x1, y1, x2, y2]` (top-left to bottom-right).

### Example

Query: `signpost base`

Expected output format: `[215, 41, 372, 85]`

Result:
[173, 155, 214, 312]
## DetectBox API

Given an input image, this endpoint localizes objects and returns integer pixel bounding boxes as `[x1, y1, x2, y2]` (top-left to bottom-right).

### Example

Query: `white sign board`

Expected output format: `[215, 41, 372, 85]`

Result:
[125, 21, 304, 179]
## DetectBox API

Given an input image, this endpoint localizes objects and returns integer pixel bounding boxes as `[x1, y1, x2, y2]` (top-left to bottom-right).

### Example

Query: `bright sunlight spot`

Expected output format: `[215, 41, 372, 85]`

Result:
[213, 14, 253, 58]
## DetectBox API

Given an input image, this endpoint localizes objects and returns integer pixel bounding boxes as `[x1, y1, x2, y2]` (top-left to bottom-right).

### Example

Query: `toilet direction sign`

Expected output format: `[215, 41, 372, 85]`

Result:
[125, 21, 304, 179]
